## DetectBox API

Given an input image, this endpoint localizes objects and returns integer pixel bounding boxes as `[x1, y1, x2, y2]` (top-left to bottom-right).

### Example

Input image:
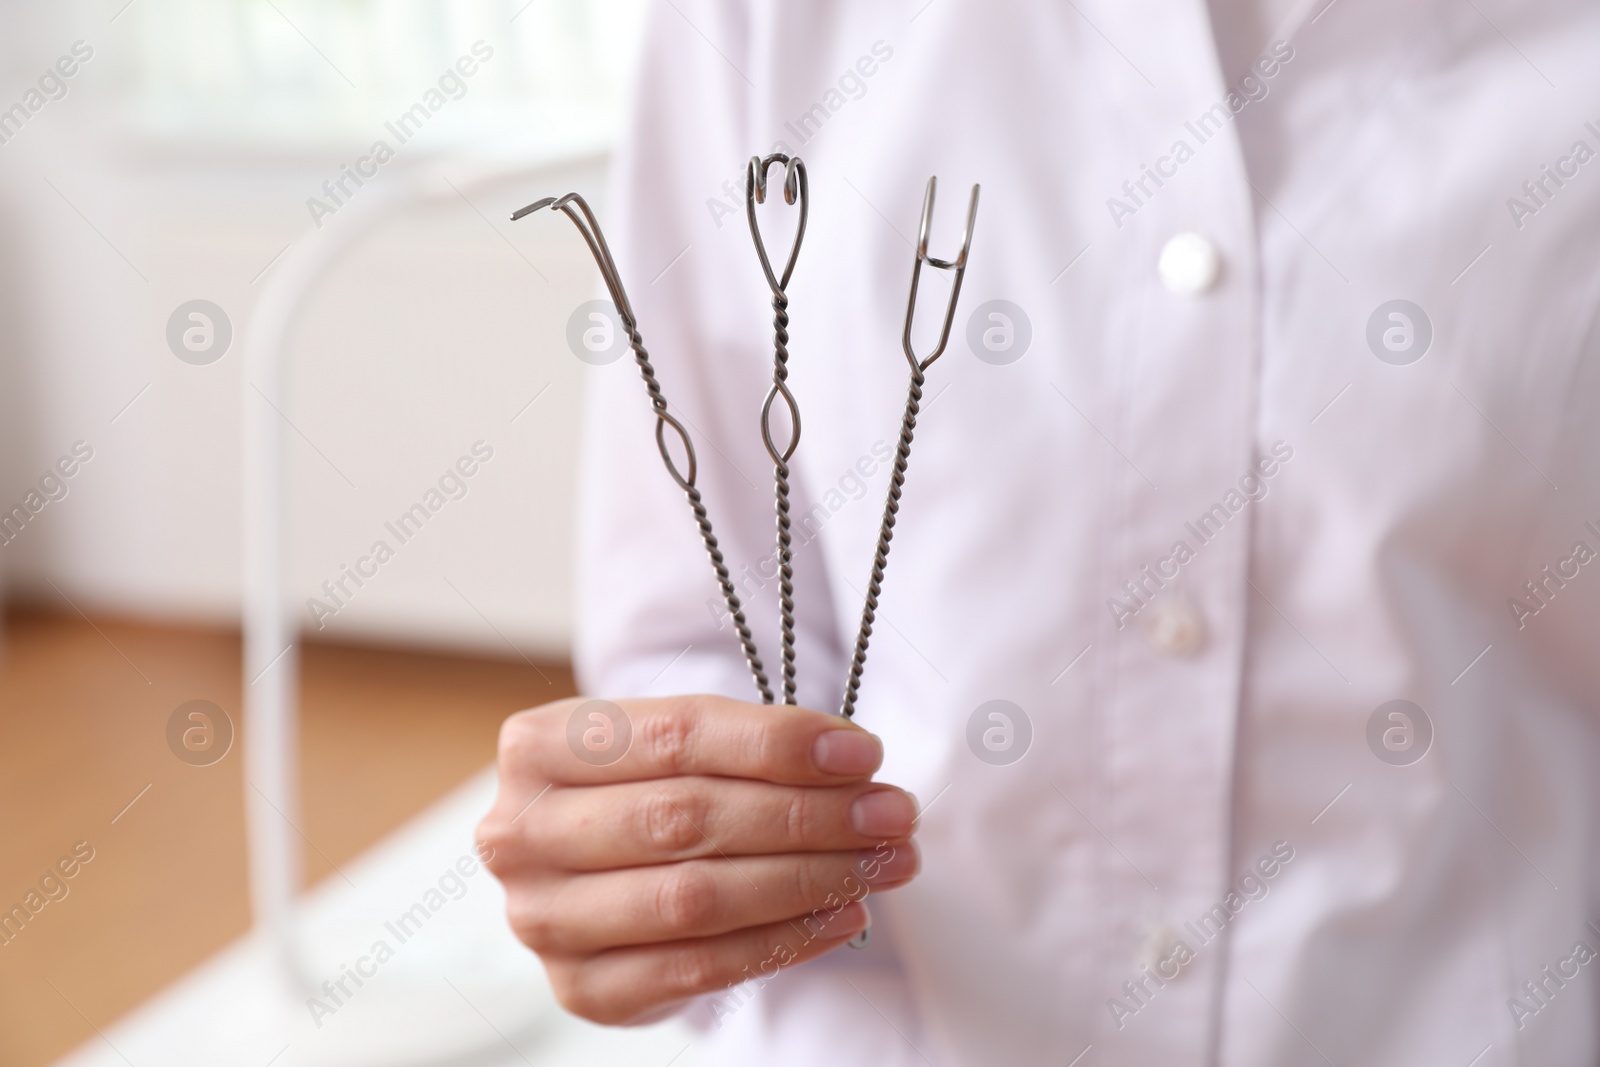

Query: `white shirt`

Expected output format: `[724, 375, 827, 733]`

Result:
[573, 1, 1600, 1064]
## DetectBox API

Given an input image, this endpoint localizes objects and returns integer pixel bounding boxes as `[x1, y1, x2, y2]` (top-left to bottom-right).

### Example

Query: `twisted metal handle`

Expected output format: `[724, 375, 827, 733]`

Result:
[839, 365, 923, 718]
[748, 155, 809, 705]
[515, 193, 775, 704]
[839, 178, 979, 719]
[759, 290, 802, 705]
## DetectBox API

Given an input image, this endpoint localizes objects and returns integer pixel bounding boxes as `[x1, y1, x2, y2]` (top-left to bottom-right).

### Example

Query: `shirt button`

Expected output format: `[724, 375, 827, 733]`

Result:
[1144, 597, 1207, 657]
[1157, 232, 1221, 295]
[1138, 921, 1187, 976]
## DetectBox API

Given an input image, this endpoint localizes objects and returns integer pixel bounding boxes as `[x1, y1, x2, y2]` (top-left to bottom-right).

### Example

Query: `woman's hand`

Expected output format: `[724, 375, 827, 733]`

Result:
[477, 694, 919, 1025]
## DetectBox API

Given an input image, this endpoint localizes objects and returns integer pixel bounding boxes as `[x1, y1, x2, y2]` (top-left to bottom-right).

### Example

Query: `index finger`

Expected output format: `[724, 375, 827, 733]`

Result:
[501, 694, 884, 787]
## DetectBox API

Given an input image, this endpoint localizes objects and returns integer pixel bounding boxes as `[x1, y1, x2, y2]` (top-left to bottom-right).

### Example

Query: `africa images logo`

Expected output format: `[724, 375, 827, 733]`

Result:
[566, 700, 632, 766]
[1365, 700, 1432, 766]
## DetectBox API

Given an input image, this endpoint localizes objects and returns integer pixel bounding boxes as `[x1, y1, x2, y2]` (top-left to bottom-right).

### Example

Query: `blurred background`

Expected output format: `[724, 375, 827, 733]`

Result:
[0, 2, 694, 1064]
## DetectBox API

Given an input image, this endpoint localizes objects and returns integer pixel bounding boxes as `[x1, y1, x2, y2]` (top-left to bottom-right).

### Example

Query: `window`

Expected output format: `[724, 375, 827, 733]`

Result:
[123, 0, 647, 154]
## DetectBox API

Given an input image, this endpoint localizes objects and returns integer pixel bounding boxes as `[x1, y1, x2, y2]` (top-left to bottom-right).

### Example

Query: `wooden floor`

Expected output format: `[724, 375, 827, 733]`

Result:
[0, 608, 573, 1067]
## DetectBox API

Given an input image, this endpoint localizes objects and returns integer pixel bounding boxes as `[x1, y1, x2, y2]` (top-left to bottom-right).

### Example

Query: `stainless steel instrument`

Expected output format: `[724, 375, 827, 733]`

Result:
[513, 161, 979, 721]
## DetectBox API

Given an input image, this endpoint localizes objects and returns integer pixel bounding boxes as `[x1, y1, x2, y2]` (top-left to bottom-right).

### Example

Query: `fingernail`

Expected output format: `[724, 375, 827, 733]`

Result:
[851, 790, 916, 838]
[857, 842, 919, 885]
[813, 729, 883, 776]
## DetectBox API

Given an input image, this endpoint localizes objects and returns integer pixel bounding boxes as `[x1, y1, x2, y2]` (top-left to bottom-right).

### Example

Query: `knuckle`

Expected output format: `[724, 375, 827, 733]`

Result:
[476, 794, 557, 875]
[783, 789, 814, 849]
[753, 715, 787, 776]
[475, 818, 515, 875]
[505, 891, 560, 953]
[638, 698, 699, 773]
[660, 943, 722, 999]
[497, 707, 544, 766]
[654, 863, 719, 934]
[791, 856, 834, 910]
[638, 787, 705, 856]
[553, 965, 652, 1027]
[546, 964, 607, 1023]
